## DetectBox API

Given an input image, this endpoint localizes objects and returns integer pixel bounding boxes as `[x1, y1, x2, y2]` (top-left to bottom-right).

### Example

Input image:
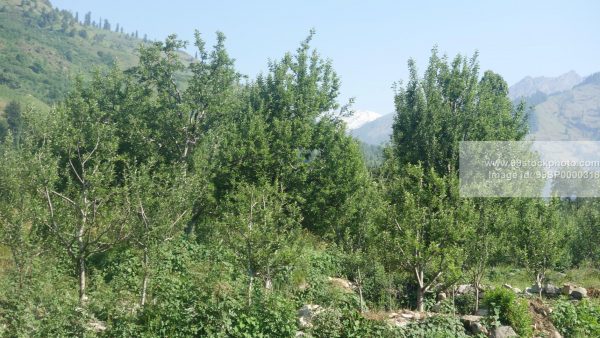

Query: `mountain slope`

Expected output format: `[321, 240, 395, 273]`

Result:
[349, 113, 394, 145]
[0, 0, 192, 112]
[529, 73, 600, 140]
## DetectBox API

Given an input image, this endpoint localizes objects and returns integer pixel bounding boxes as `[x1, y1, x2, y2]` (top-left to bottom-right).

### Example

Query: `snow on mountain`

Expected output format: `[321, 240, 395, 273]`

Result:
[341, 110, 382, 130]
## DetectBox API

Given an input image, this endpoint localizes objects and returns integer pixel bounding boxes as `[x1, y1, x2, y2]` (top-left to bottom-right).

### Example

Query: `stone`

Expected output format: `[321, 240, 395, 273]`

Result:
[460, 315, 487, 335]
[298, 304, 323, 328]
[491, 325, 518, 338]
[437, 291, 447, 301]
[87, 320, 107, 332]
[571, 287, 588, 300]
[544, 283, 561, 296]
[476, 307, 489, 316]
[456, 284, 474, 294]
[550, 330, 562, 338]
[327, 277, 355, 293]
[563, 283, 574, 296]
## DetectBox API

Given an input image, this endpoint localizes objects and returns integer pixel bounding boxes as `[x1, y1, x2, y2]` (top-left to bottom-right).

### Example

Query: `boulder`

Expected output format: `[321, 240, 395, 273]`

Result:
[571, 287, 588, 300]
[544, 283, 561, 296]
[526, 284, 541, 295]
[562, 283, 574, 296]
[298, 304, 323, 328]
[437, 291, 447, 301]
[456, 284, 474, 294]
[327, 277, 355, 293]
[503, 284, 522, 294]
[550, 330, 562, 338]
[491, 325, 518, 338]
[460, 315, 487, 335]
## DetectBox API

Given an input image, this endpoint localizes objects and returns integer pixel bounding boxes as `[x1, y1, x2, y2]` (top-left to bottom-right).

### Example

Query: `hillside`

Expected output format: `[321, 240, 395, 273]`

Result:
[529, 73, 600, 140]
[0, 0, 192, 112]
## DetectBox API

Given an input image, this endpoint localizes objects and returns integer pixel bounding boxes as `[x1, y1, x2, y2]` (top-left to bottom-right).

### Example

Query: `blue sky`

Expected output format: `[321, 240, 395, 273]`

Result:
[52, 0, 600, 115]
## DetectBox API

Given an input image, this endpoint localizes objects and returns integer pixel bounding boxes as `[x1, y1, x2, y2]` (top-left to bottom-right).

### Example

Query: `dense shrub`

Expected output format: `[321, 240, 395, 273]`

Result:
[551, 299, 600, 337]
[483, 287, 532, 337]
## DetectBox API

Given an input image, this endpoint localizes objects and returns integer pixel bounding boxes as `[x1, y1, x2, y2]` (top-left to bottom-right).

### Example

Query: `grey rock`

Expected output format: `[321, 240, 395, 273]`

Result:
[491, 325, 518, 338]
[544, 283, 561, 296]
[571, 287, 588, 300]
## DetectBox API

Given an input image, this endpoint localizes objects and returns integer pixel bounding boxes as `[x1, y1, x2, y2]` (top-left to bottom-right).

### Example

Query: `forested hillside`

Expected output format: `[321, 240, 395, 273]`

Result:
[0, 0, 190, 111]
[1, 1, 599, 337]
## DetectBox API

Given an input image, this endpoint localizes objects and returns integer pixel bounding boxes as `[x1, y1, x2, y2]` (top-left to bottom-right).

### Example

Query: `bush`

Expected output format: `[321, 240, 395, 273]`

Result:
[454, 293, 477, 315]
[400, 315, 469, 338]
[483, 287, 532, 337]
[551, 299, 600, 337]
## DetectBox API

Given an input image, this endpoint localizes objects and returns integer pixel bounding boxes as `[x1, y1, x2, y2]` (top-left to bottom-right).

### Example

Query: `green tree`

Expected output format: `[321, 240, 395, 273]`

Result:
[5, 100, 23, 142]
[34, 80, 132, 304]
[382, 164, 470, 311]
[217, 182, 302, 305]
[511, 199, 567, 297]
[391, 48, 527, 175]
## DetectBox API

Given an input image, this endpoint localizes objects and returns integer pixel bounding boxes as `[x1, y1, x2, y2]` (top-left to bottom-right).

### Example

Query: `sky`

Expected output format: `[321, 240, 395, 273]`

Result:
[52, 0, 600, 115]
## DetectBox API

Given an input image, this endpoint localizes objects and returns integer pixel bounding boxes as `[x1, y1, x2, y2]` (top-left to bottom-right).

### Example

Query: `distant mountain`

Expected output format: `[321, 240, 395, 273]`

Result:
[528, 72, 600, 141]
[509, 70, 583, 100]
[349, 113, 394, 145]
[341, 110, 382, 130]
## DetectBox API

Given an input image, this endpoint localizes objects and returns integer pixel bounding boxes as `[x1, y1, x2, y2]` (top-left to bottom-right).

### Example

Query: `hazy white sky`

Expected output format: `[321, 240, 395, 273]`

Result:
[53, 0, 600, 114]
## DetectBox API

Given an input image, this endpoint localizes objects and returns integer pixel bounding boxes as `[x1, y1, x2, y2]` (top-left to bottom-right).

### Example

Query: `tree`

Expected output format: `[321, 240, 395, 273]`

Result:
[84, 11, 91, 26]
[512, 199, 567, 297]
[5, 100, 23, 142]
[103, 19, 110, 31]
[382, 164, 470, 311]
[391, 48, 527, 175]
[34, 79, 132, 304]
[385, 48, 529, 310]
[217, 182, 302, 305]
[115, 23, 119, 33]
[128, 163, 191, 306]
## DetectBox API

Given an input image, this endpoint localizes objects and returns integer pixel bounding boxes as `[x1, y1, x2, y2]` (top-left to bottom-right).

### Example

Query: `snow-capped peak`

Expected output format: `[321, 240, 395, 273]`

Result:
[341, 110, 382, 130]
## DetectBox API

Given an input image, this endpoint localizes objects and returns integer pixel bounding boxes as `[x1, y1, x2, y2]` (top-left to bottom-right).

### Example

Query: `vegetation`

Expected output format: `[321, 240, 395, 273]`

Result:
[0, 1, 598, 336]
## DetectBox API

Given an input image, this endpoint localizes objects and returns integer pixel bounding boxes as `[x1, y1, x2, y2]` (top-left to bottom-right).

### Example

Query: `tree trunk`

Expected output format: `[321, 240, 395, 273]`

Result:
[140, 247, 149, 306]
[78, 255, 87, 304]
[357, 267, 365, 313]
[416, 287, 425, 312]
[248, 271, 254, 306]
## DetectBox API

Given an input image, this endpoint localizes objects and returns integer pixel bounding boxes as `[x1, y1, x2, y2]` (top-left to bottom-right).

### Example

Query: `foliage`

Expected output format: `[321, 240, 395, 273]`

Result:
[483, 287, 533, 337]
[551, 299, 600, 338]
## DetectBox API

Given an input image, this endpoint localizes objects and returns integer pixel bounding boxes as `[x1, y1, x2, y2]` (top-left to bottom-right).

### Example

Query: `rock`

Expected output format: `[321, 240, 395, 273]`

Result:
[327, 277, 355, 293]
[295, 331, 308, 337]
[544, 283, 561, 296]
[571, 287, 588, 300]
[437, 291, 447, 301]
[491, 325, 518, 338]
[563, 283, 574, 296]
[460, 315, 487, 335]
[456, 284, 474, 294]
[298, 304, 322, 329]
[550, 330, 562, 338]
[87, 319, 107, 332]
[503, 284, 522, 294]
[476, 307, 489, 316]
